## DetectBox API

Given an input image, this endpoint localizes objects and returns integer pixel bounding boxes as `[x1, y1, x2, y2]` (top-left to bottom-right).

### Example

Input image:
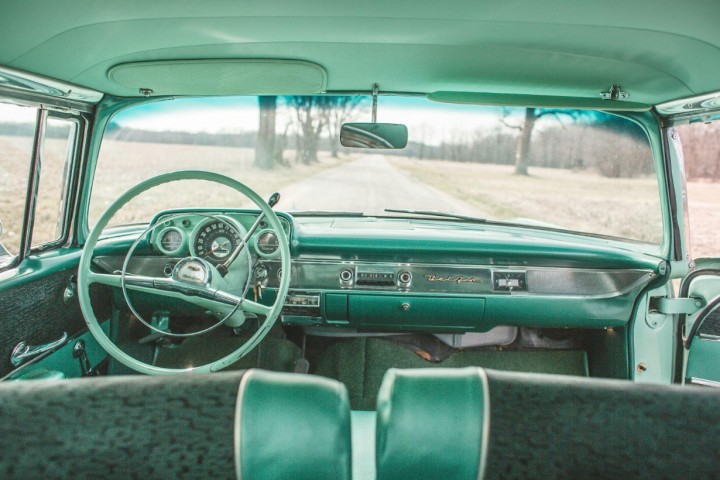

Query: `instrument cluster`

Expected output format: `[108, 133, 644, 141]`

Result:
[149, 211, 290, 262]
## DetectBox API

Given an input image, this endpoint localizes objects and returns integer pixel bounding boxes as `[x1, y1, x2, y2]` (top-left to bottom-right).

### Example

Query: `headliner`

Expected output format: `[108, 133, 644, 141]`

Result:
[1, 0, 719, 105]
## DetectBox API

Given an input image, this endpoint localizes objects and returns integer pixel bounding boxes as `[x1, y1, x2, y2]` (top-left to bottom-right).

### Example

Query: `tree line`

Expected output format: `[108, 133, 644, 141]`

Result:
[4, 101, 714, 181]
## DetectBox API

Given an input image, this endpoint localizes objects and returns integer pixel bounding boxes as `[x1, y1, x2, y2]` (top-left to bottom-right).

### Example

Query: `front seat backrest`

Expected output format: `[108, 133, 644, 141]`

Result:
[235, 369, 352, 480]
[0, 369, 352, 480]
[375, 367, 489, 480]
[0, 371, 245, 479]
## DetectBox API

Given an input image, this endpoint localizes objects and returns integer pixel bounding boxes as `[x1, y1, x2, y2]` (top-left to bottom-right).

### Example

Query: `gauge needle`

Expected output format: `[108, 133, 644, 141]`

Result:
[204, 241, 230, 257]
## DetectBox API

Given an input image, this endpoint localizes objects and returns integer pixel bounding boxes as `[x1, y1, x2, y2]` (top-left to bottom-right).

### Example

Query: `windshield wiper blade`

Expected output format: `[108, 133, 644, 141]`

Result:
[289, 211, 365, 217]
[384, 209, 486, 223]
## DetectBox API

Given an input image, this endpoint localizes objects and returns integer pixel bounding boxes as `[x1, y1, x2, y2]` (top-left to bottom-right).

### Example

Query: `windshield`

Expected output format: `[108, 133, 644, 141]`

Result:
[91, 96, 662, 244]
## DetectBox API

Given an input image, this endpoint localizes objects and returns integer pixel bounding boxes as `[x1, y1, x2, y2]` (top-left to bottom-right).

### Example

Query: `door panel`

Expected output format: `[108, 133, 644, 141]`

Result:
[0, 256, 111, 377]
[681, 271, 720, 385]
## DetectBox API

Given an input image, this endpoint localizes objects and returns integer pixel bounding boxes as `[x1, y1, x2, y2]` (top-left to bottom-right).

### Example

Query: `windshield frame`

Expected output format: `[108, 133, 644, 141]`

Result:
[77, 95, 670, 258]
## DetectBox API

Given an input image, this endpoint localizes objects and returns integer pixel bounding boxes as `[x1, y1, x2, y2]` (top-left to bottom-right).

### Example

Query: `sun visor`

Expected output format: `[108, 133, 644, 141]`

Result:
[429, 91, 650, 112]
[108, 59, 327, 96]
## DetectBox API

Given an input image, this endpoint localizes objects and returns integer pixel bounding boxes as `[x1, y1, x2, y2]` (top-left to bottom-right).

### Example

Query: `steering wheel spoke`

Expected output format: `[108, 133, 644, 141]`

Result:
[87, 271, 122, 287]
[237, 297, 274, 317]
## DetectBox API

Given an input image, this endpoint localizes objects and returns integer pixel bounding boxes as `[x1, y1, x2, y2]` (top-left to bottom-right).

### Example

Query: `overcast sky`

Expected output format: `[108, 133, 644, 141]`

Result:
[1, 96, 529, 145]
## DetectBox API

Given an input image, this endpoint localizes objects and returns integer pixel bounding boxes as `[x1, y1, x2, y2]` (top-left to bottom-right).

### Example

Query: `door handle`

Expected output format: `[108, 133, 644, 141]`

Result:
[10, 332, 68, 367]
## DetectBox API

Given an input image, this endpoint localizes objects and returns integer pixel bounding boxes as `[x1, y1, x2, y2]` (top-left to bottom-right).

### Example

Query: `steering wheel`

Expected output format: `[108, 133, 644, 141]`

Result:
[77, 171, 291, 375]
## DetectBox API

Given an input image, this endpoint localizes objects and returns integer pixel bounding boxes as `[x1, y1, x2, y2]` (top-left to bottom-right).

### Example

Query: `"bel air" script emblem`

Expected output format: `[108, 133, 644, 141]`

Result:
[425, 274, 482, 284]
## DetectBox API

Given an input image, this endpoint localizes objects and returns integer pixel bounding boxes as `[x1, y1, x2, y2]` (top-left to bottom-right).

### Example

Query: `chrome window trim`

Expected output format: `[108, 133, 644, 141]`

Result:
[688, 377, 720, 388]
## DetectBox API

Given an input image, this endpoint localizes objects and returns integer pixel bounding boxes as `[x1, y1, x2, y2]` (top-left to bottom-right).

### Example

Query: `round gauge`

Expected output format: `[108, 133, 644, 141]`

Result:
[193, 219, 244, 265]
[255, 231, 280, 257]
[157, 227, 185, 255]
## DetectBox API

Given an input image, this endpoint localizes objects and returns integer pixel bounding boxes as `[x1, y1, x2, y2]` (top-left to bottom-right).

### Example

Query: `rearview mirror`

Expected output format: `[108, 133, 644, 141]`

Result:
[340, 123, 408, 149]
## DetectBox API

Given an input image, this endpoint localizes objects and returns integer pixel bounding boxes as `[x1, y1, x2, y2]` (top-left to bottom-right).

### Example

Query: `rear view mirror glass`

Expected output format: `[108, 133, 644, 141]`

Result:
[340, 123, 408, 149]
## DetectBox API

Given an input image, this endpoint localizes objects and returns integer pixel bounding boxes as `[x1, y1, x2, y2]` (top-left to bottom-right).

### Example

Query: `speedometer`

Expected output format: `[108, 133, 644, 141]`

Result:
[192, 219, 244, 265]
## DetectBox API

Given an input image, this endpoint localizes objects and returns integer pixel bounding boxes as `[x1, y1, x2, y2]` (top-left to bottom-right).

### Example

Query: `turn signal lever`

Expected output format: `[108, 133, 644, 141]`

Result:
[217, 192, 281, 277]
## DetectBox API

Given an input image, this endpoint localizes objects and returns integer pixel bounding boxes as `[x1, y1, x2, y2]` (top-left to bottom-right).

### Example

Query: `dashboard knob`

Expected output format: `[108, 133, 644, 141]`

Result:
[340, 269, 354, 282]
[254, 265, 268, 280]
[398, 271, 412, 285]
[401, 303, 410, 311]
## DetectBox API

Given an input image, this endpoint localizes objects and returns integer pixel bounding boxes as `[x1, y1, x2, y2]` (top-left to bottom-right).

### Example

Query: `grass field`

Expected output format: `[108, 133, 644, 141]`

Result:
[389, 157, 664, 245]
[2, 135, 720, 259]
[388, 157, 720, 258]
[89, 139, 353, 227]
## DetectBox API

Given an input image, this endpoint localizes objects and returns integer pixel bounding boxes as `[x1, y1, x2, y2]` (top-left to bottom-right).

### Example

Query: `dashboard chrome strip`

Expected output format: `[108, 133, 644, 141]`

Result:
[262, 259, 654, 297]
[94, 256, 654, 298]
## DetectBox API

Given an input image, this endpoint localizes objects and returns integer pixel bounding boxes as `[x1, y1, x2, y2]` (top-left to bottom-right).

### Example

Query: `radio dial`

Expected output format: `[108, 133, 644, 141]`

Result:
[340, 269, 354, 282]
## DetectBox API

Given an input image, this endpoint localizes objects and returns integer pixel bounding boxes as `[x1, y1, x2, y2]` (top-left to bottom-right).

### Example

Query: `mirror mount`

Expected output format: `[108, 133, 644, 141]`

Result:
[372, 82, 379, 123]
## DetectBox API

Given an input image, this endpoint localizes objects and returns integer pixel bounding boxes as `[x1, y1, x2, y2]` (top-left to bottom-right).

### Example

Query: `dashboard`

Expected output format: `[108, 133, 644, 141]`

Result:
[92, 209, 662, 333]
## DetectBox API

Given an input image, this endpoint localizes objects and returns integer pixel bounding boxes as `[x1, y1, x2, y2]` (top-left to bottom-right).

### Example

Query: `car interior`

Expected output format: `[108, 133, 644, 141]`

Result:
[1, 1, 720, 479]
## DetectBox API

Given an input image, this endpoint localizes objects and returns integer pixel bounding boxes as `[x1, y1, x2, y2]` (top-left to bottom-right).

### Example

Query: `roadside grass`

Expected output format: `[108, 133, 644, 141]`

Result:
[389, 157, 664, 245]
[90, 140, 354, 227]
[3, 134, 720, 260]
[0, 137, 352, 253]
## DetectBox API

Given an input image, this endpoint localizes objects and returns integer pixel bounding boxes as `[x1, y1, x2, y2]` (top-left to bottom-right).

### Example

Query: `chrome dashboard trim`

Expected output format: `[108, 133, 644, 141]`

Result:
[93, 256, 654, 298]
[260, 259, 654, 297]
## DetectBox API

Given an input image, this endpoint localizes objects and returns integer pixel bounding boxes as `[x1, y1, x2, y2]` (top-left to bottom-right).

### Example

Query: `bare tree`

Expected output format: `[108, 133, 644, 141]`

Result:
[254, 96, 276, 170]
[501, 108, 580, 175]
[285, 96, 327, 164]
[324, 96, 366, 157]
[285, 96, 366, 163]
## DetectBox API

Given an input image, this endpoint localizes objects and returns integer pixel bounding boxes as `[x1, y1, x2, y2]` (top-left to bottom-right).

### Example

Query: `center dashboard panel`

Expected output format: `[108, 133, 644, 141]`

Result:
[255, 259, 655, 331]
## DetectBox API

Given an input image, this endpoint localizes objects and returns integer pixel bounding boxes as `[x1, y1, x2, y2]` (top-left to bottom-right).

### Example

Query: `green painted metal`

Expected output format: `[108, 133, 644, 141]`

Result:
[294, 226, 664, 270]
[0, 248, 82, 293]
[630, 285, 675, 384]
[348, 294, 485, 330]
[76, 170, 291, 375]
[656, 297, 704, 315]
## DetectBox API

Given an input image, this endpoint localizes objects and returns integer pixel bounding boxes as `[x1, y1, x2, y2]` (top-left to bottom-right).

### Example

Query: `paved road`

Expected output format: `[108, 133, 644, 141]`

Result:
[278, 155, 482, 216]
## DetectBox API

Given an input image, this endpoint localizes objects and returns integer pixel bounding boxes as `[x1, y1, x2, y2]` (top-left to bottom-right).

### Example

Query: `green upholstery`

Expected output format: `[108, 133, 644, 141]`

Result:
[375, 367, 720, 480]
[375, 368, 489, 480]
[0, 372, 245, 479]
[0, 369, 352, 480]
[236, 369, 352, 480]
[483, 370, 720, 479]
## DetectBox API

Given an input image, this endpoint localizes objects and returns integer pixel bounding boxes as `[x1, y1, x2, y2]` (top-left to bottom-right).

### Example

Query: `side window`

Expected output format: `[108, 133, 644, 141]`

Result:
[0, 102, 38, 266]
[33, 117, 77, 247]
[676, 122, 720, 259]
[0, 103, 76, 268]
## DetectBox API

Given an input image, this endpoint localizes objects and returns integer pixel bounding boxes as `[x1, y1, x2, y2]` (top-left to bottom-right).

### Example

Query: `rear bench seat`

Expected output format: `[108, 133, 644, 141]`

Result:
[375, 367, 720, 480]
[0, 369, 351, 480]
